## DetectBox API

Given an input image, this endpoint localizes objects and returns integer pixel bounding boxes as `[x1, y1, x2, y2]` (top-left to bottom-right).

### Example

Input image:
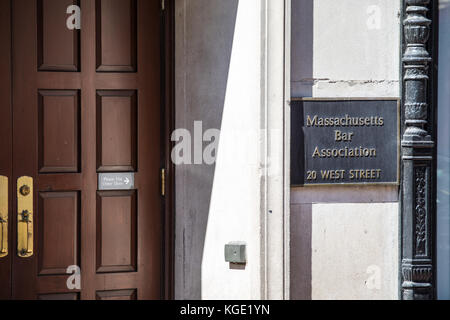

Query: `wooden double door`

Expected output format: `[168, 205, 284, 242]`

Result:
[0, 0, 166, 300]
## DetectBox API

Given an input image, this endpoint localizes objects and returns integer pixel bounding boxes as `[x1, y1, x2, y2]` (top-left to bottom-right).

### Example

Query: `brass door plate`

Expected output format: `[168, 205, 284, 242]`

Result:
[0, 176, 8, 258]
[17, 176, 33, 258]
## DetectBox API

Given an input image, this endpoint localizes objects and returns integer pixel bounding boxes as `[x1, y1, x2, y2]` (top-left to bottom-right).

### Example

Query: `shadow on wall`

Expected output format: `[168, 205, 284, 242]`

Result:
[175, 0, 239, 300]
[290, 0, 313, 300]
[291, 0, 313, 97]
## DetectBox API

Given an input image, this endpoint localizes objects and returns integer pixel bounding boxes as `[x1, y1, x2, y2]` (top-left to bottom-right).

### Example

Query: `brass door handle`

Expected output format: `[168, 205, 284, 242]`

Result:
[17, 177, 33, 258]
[0, 217, 7, 256]
[0, 176, 8, 258]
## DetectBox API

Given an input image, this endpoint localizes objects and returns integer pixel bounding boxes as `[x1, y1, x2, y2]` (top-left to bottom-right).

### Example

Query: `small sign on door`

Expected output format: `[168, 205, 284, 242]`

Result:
[98, 173, 135, 191]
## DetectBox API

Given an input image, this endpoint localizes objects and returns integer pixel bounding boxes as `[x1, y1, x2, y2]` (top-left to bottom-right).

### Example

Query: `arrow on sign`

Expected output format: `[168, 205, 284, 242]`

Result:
[124, 177, 130, 185]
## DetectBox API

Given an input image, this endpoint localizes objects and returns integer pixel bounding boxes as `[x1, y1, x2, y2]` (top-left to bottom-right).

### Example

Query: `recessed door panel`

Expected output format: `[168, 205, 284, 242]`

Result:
[38, 293, 80, 300]
[37, 0, 80, 71]
[96, 191, 137, 273]
[38, 192, 79, 276]
[96, 90, 137, 172]
[96, 0, 137, 72]
[38, 90, 80, 173]
[96, 289, 137, 300]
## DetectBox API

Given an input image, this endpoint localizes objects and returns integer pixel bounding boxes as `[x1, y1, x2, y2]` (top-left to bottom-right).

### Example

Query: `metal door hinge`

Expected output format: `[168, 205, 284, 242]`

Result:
[161, 168, 166, 197]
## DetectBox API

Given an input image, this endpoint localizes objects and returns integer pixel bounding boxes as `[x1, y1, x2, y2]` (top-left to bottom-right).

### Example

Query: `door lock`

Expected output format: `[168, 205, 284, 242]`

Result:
[19, 185, 31, 196]
[20, 210, 31, 222]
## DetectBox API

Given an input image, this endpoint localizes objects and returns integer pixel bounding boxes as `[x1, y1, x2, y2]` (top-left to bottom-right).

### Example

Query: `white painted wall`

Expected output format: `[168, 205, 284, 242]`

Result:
[311, 0, 401, 97]
[174, 0, 241, 300]
[292, 0, 401, 98]
[291, 0, 402, 300]
[200, 0, 264, 299]
[311, 203, 399, 300]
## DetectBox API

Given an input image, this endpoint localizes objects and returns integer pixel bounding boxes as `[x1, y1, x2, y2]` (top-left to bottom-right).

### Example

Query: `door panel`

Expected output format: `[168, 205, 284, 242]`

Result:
[38, 90, 81, 173]
[96, 289, 137, 300]
[96, 90, 138, 172]
[37, 192, 80, 276]
[11, 0, 162, 300]
[96, 0, 137, 72]
[38, 292, 80, 300]
[96, 190, 137, 274]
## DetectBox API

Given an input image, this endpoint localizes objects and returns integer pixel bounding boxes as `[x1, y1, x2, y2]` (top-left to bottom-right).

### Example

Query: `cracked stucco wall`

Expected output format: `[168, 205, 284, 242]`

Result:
[291, 0, 401, 98]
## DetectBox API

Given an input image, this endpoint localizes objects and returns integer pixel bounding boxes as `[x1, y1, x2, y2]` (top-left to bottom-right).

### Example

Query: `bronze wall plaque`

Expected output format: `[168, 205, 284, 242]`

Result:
[291, 98, 400, 186]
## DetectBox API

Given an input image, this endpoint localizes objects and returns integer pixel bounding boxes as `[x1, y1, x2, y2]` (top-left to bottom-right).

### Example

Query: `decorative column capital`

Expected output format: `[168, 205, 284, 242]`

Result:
[402, 0, 433, 145]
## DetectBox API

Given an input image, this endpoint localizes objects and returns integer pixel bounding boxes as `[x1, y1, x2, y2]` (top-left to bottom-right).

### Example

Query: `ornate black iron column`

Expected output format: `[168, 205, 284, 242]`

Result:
[401, 0, 436, 300]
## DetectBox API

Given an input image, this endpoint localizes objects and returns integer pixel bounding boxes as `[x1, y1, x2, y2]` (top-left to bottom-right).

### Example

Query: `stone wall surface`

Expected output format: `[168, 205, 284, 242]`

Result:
[290, 0, 401, 300]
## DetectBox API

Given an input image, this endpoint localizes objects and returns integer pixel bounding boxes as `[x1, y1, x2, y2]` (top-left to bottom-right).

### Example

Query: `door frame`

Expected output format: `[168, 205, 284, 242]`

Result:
[162, 0, 175, 300]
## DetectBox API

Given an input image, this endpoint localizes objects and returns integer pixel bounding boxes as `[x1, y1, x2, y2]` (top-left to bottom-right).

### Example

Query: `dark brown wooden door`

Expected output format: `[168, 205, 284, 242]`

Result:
[4, 0, 163, 300]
